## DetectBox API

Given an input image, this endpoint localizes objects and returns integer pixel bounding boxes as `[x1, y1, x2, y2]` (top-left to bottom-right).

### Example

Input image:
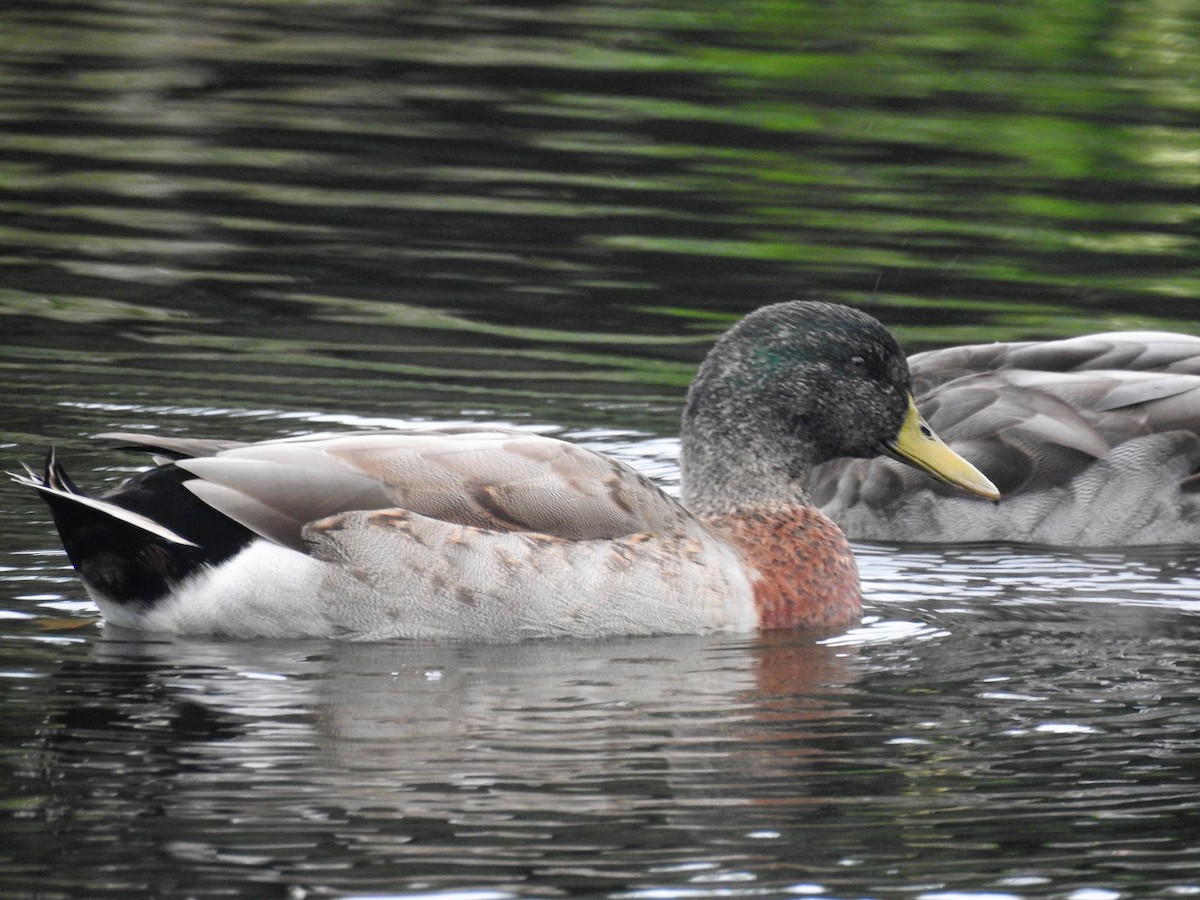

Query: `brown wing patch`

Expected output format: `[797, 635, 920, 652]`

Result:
[327, 430, 691, 540]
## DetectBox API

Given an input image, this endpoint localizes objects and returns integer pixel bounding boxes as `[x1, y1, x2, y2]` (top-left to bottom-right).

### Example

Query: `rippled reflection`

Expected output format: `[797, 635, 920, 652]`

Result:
[5, 0, 1200, 897]
[6, 603, 1200, 898]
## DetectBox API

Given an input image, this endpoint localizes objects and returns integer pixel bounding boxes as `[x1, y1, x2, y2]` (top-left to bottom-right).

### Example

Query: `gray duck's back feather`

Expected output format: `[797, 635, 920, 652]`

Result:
[810, 331, 1200, 546]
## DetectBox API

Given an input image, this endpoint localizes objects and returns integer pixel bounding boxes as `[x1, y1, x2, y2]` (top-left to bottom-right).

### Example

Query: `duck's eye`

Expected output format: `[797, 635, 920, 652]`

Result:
[849, 355, 866, 369]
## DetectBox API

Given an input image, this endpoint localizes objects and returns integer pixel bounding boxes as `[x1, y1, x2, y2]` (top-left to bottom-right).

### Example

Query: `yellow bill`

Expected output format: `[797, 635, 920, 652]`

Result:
[882, 396, 1001, 501]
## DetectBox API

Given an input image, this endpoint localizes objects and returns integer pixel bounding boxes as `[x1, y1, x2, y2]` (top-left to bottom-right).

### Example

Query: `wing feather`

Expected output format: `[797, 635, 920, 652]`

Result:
[107, 428, 690, 545]
[812, 331, 1200, 525]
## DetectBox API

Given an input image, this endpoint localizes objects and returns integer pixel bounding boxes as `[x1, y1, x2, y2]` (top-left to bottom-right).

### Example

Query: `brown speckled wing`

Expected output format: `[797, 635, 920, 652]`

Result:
[161, 429, 692, 548]
[319, 430, 691, 540]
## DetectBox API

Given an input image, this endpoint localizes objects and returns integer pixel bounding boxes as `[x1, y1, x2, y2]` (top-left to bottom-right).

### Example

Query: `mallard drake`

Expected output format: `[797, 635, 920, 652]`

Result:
[810, 329, 1200, 546]
[14, 301, 996, 640]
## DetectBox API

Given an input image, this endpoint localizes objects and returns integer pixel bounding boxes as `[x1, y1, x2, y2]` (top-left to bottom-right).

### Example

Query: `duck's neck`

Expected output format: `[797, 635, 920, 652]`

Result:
[702, 505, 861, 631]
[680, 432, 821, 519]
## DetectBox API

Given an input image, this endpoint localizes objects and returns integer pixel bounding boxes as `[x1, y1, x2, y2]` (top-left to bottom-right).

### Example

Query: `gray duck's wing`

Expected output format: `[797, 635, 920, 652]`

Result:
[102, 428, 691, 551]
[809, 331, 1200, 543]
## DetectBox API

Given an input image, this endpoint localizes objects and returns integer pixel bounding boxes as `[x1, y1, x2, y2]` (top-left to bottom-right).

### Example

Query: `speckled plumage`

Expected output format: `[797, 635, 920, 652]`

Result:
[704, 506, 860, 632]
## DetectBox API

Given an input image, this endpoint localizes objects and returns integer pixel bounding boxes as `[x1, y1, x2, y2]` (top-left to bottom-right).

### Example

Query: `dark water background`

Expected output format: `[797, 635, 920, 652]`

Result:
[3, 1, 1200, 897]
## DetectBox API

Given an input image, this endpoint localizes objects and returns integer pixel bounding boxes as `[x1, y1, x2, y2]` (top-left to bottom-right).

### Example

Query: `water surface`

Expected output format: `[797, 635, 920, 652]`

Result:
[3, 1, 1200, 897]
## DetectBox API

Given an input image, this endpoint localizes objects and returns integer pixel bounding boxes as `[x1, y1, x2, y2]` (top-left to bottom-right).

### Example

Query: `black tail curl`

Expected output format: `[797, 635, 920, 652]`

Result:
[14, 449, 254, 609]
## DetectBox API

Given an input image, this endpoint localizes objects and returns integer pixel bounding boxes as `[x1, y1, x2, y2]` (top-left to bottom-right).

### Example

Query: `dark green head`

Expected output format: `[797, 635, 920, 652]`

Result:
[684, 300, 911, 466]
[680, 300, 997, 515]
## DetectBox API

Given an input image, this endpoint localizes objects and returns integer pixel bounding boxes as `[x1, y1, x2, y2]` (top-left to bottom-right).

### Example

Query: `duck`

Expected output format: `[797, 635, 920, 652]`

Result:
[13, 300, 997, 641]
[809, 329, 1200, 546]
